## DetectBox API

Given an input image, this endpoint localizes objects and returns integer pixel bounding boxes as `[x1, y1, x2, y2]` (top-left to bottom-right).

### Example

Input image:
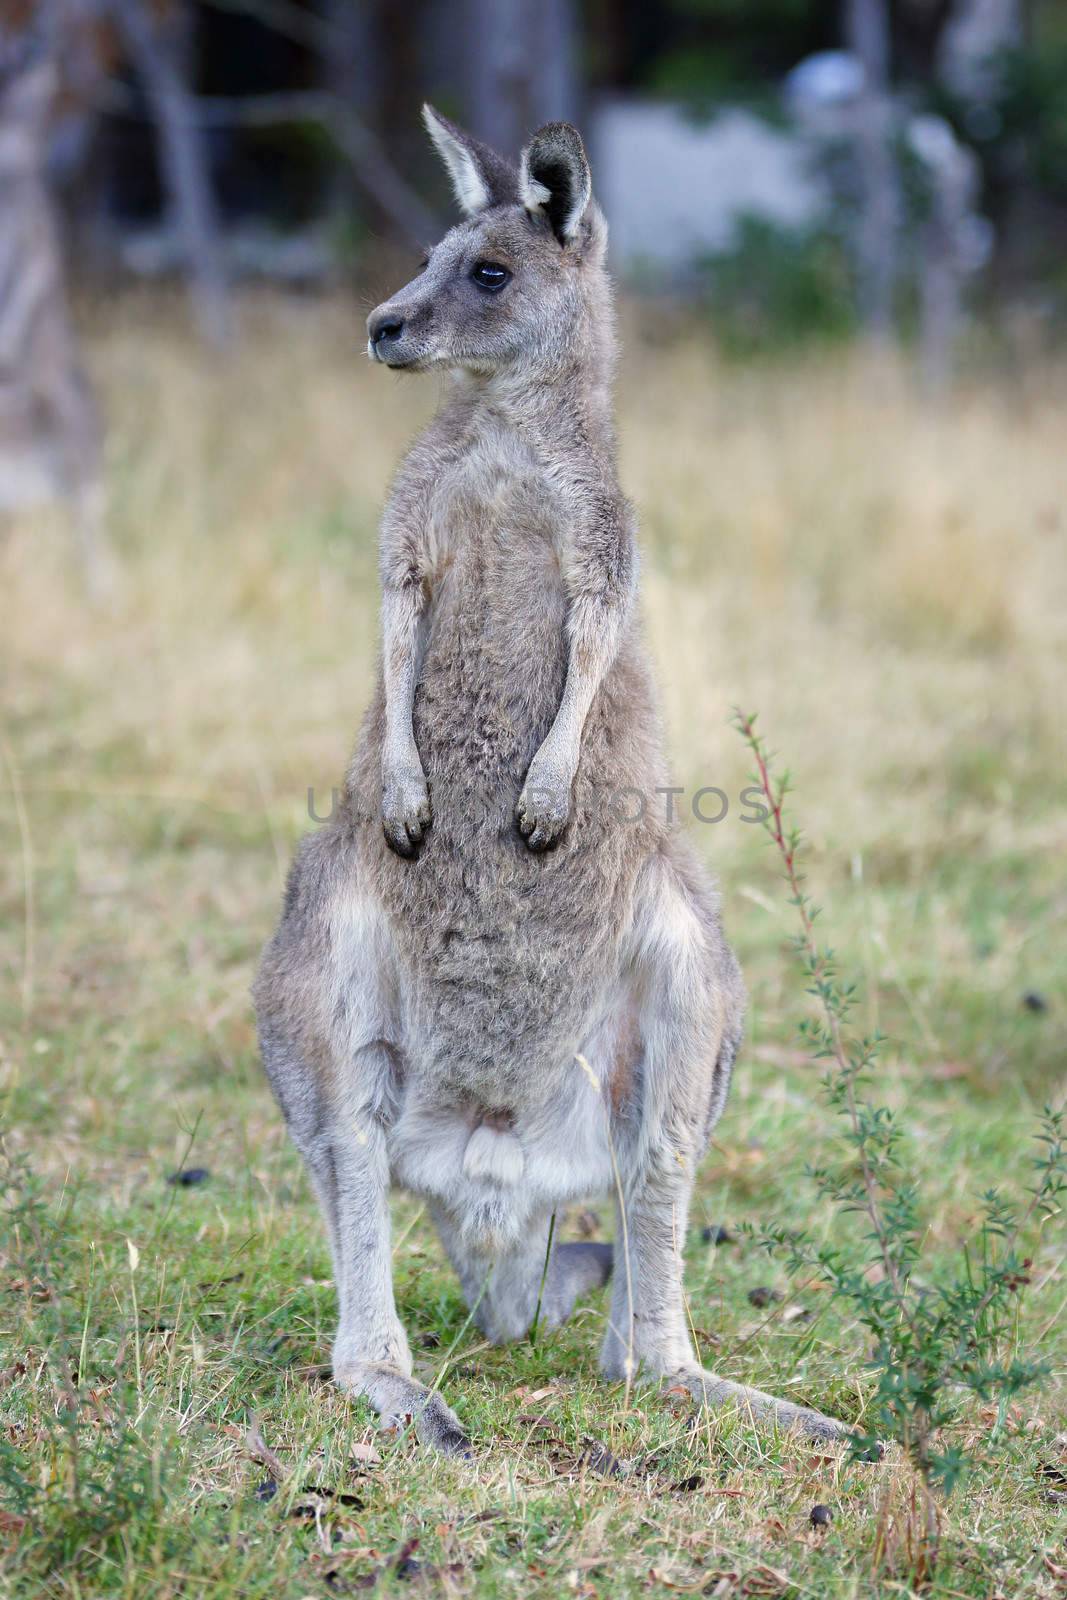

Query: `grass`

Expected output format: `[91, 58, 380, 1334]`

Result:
[1, 289, 1065, 1597]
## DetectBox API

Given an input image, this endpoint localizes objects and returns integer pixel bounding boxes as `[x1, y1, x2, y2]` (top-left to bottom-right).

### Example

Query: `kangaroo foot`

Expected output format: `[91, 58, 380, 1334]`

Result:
[334, 1359, 472, 1458]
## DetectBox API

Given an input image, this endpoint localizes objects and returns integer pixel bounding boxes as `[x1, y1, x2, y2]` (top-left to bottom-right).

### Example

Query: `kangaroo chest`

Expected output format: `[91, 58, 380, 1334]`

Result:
[356, 430, 651, 1129]
[412, 437, 570, 787]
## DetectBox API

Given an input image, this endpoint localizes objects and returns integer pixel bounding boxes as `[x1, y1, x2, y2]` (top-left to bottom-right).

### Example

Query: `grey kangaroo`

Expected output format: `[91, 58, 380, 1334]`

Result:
[255, 106, 846, 1455]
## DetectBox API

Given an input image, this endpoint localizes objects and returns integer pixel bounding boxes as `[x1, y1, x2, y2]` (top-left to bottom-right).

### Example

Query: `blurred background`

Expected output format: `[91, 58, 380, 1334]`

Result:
[6, 0, 1067, 363]
[1, 12, 1064, 1583]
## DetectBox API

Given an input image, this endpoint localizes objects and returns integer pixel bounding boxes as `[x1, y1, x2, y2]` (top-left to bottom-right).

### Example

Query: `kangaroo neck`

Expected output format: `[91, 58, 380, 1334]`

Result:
[468, 362, 616, 465]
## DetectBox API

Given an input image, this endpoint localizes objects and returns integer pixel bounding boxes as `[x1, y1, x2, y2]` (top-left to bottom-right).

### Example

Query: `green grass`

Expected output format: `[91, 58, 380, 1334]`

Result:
[1, 298, 1065, 1596]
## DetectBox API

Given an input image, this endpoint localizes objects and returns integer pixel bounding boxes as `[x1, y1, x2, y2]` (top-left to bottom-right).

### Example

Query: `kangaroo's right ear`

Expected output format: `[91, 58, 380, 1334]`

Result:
[422, 103, 516, 217]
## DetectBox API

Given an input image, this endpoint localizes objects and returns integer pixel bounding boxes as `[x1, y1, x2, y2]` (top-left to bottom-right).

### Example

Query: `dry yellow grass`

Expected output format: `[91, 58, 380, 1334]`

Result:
[9, 293, 1067, 868]
[1, 292, 1064, 1598]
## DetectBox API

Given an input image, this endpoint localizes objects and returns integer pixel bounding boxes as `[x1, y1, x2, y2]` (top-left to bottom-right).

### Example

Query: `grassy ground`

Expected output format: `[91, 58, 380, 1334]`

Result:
[1, 292, 1065, 1598]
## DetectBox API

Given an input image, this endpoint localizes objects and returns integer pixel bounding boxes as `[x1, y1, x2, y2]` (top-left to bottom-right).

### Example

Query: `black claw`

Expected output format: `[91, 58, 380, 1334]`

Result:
[384, 828, 416, 858]
[435, 1425, 473, 1460]
[525, 827, 561, 853]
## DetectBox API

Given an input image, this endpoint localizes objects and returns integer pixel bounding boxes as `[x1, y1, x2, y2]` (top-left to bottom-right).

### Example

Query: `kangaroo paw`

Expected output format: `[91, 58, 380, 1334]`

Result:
[382, 765, 431, 858]
[334, 1360, 472, 1459]
[675, 1366, 848, 1442]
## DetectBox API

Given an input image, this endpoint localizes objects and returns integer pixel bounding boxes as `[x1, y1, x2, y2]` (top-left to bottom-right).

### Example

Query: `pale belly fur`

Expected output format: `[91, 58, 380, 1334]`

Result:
[386, 1053, 611, 1242]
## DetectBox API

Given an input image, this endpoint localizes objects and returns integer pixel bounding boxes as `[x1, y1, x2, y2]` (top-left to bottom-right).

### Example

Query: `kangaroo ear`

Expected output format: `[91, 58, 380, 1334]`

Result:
[519, 122, 592, 245]
[422, 103, 515, 217]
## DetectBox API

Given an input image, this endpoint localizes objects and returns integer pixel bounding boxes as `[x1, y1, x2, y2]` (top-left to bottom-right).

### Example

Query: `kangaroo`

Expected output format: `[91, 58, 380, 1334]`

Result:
[0, 50, 109, 595]
[254, 105, 846, 1455]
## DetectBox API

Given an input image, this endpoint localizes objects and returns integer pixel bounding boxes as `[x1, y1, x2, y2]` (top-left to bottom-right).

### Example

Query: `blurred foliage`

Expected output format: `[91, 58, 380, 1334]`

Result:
[920, 30, 1067, 319]
[624, 0, 837, 107]
[646, 49, 783, 120]
[996, 43, 1067, 205]
[624, 0, 1067, 323]
[700, 215, 856, 358]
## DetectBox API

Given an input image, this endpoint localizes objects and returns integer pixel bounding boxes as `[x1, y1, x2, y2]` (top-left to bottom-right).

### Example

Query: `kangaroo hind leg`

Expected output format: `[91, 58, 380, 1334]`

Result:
[255, 854, 472, 1462]
[601, 850, 847, 1442]
[258, 1022, 471, 1456]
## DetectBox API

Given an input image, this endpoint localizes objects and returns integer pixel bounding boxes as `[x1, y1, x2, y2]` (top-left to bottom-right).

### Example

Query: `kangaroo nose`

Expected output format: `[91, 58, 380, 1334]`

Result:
[369, 311, 404, 348]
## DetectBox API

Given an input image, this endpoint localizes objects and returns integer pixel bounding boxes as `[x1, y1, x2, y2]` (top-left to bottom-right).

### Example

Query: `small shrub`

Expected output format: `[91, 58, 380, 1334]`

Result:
[733, 711, 1066, 1580]
[701, 215, 856, 358]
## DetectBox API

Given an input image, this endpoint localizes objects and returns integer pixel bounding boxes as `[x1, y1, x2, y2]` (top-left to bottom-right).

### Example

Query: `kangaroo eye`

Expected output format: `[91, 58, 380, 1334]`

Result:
[470, 261, 510, 291]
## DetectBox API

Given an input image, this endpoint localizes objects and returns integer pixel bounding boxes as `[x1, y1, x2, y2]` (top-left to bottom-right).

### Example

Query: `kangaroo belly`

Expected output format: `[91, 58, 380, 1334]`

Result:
[388, 1060, 615, 1248]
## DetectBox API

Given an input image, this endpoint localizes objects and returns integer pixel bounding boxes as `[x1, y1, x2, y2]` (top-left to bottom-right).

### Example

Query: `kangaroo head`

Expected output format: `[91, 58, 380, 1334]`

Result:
[367, 105, 607, 378]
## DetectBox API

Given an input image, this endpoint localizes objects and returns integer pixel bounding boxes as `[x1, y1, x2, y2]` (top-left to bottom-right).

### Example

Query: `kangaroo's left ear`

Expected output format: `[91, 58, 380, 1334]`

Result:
[519, 122, 592, 246]
[422, 103, 516, 216]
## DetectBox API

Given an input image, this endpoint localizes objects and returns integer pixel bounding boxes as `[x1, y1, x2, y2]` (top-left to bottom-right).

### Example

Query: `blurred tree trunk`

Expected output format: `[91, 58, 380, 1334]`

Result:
[465, 0, 577, 155]
[844, 0, 899, 342]
[937, 0, 1022, 324]
[316, 0, 438, 246]
[937, 0, 1021, 106]
[909, 119, 982, 394]
[38, 0, 114, 275]
[541, 0, 578, 126]
[0, 53, 111, 592]
[322, 0, 371, 227]
[324, 2, 438, 246]
[111, 0, 230, 348]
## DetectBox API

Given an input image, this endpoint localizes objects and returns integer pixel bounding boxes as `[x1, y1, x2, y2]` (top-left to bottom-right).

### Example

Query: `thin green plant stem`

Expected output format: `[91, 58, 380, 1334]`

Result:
[529, 1210, 557, 1347]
